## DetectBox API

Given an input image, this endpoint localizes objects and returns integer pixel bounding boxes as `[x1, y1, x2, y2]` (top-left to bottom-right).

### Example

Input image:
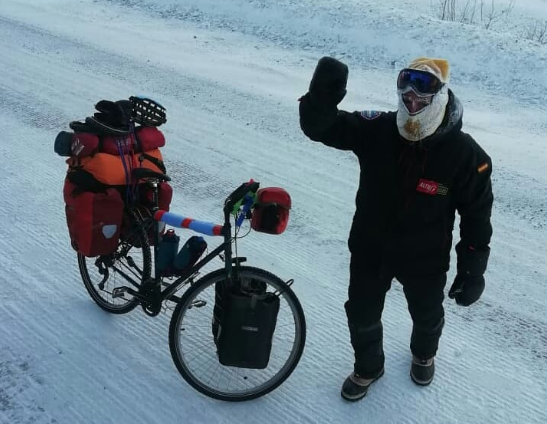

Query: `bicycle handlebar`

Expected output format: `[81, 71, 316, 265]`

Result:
[223, 179, 260, 215]
[154, 211, 224, 237]
[154, 180, 259, 237]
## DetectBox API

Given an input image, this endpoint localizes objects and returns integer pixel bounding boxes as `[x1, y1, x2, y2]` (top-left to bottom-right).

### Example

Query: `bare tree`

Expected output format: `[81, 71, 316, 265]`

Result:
[436, 0, 457, 21]
[460, 0, 477, 24]
[525, 20, 547, 44]
[450, 0, 457, 21]
[482, 0, 515, 30]
[433, 0, 515, 31]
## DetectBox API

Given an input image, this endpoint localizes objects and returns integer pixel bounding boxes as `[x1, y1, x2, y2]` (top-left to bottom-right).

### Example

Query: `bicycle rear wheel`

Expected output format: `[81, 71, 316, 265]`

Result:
[168, 266, 306, 401]
[78, 210, 152, 314]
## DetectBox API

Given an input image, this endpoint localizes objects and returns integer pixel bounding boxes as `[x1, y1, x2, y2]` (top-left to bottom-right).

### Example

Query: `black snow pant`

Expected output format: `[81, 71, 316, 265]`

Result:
[344, 254, 446, 378]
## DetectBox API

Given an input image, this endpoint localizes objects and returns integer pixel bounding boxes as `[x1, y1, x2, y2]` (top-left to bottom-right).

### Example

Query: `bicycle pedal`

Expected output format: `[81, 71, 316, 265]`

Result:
[189, 299, 207, 309]
[112, 287, 129, 298]
[232, 257, 247, 265]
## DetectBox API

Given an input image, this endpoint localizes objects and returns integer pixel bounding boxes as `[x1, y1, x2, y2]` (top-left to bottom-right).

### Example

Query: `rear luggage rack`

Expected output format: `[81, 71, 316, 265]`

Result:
[130, 96, 167, 127]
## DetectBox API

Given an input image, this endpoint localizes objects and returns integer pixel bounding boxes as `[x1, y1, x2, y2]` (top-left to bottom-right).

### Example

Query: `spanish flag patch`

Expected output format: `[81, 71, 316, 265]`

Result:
[478, 162, 489, 173]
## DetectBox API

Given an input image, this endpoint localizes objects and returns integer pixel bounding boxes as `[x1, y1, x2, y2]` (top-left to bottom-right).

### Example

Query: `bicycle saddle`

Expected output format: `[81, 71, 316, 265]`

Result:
[133, 168, 171, 182]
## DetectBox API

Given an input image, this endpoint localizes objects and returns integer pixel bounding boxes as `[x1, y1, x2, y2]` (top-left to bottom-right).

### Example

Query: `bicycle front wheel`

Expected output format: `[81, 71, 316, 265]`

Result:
[168, 266, 306, 401]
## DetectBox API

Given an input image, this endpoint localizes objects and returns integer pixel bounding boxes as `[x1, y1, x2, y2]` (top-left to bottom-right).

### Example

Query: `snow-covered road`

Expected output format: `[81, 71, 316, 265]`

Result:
[1, 1, 546, 423]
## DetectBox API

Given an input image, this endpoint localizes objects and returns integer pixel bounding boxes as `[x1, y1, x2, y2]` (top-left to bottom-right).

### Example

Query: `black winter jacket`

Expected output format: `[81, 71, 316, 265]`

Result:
[299, 90, 493, 277]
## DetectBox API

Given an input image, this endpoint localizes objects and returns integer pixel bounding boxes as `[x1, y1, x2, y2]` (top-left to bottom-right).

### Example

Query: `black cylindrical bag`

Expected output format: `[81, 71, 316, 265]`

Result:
[215, 287, 280, 369]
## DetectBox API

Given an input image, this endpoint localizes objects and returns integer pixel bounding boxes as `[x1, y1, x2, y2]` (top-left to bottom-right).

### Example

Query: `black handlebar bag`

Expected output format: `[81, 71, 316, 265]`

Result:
[215, 285, 280, 369]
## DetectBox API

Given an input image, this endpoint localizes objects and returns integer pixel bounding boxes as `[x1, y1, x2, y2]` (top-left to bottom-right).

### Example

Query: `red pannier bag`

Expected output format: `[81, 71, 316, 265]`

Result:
[251, 187, 291, 234]
[63, 179, 124, 257]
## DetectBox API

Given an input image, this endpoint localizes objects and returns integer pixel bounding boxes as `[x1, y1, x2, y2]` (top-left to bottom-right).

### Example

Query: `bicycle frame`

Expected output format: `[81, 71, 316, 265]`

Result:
[117, 178, 259, 312]
[153, 205, 234, 303]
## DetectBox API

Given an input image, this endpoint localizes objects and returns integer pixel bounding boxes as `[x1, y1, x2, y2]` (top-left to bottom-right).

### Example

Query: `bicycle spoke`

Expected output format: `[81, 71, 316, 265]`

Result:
[116, 260, 143, 281]
[169, 267, 306, 400]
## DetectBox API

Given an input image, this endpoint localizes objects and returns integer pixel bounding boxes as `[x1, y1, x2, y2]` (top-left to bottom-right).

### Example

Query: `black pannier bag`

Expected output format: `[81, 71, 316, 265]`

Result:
[214, 281, 280, 369]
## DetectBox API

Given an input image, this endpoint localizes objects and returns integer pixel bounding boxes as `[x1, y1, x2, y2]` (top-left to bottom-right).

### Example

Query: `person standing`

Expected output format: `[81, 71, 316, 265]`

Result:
[299, 56, 493, 401]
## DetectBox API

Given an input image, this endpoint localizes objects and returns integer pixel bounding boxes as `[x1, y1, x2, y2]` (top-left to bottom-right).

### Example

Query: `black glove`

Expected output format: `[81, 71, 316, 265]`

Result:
[308, 56, 349, 106]
[449, 243, 490, 306]
[449, 275, 485, 306]
[94, 99, 132, 128]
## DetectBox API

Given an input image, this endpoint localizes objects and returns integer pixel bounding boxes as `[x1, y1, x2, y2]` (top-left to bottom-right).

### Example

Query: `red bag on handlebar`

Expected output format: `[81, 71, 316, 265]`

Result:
[251, 187, 291, 235]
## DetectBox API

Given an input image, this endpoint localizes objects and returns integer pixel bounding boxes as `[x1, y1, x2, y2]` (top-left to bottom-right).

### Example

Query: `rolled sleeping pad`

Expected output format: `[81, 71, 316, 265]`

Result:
[154, 211, 223, 236]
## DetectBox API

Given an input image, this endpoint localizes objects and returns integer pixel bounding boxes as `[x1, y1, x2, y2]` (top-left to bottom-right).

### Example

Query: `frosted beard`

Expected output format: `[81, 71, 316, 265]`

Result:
[396, 86, 449, 142]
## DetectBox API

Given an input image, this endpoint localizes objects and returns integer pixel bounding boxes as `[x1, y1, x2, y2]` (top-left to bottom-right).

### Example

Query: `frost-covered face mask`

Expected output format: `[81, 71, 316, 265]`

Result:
[397, 85, 448, 142]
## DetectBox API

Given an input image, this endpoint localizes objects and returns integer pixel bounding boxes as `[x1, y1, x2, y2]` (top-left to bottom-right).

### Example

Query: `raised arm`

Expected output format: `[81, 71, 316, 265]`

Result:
[299, 57, 383, 151]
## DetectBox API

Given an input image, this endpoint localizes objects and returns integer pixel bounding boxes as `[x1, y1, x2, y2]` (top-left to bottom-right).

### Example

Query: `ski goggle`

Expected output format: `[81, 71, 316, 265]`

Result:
[397, 69, 444, 95]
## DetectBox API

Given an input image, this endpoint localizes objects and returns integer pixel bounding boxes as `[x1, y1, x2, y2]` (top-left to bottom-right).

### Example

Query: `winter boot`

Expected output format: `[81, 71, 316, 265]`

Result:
[341, 368, 384, 401]
[410, 355, 435, 386]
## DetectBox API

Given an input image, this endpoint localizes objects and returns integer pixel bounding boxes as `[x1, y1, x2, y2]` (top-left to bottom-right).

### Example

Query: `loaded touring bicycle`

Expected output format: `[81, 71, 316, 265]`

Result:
[56, 96, 306, 401]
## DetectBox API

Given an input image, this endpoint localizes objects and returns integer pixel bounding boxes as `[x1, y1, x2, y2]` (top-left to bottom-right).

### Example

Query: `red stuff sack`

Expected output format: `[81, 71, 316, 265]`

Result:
[135, 126, 165, 151]
[139, 181, 173, 212]
[101, 134, 135, 155]
[63, 179, 124, 257]
[100, 127, 164, 154]
[140, 181, 172, 245]
[119, 182, 173, 247]
[59, 126, 165, 158]
[251, 187, 291, 235]
[69, 133, 101, 157]
[55, 131, 99, 157]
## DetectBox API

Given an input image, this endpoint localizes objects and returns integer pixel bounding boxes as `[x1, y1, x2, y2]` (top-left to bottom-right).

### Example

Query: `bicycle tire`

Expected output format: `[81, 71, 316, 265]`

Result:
[168, 266, 306, 401]
[79, 209, 152, 314]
